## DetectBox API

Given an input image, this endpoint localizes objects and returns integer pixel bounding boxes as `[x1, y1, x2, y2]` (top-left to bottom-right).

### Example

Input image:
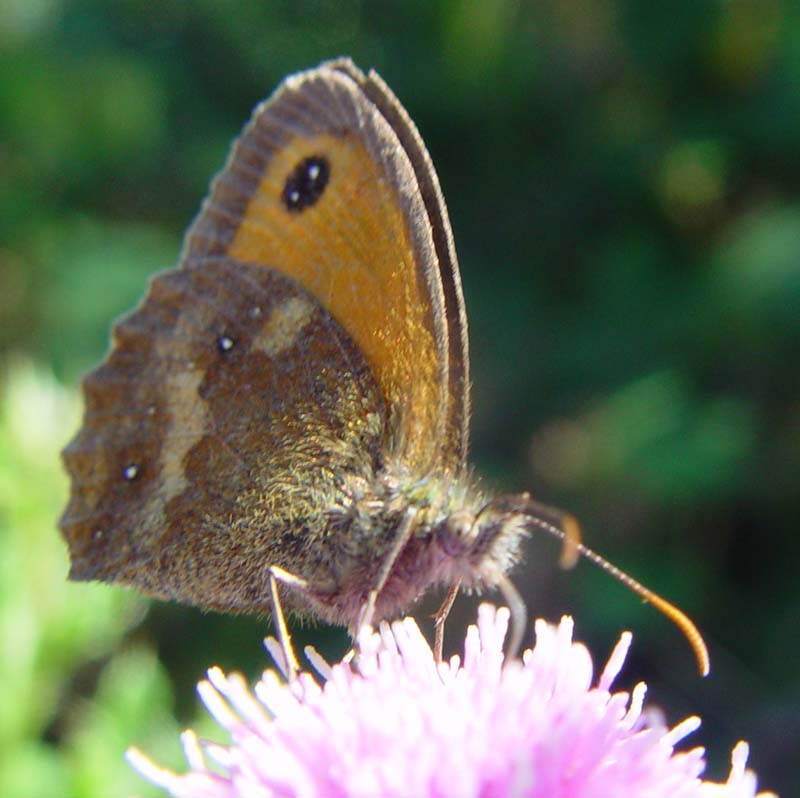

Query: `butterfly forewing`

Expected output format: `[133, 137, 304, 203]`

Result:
[182, 59, 466, 475]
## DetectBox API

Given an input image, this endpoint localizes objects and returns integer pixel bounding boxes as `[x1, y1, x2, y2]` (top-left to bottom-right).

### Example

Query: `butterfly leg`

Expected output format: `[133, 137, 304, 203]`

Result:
[496, 572, 527, 659]
[433, 580, 461, 663]
[355, 507, 418, 640]
[267, 565, 307, 681]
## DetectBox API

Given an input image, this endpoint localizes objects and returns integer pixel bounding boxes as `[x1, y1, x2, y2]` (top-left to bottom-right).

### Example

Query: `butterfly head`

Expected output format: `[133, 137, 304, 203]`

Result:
[435, 500, 529, 587]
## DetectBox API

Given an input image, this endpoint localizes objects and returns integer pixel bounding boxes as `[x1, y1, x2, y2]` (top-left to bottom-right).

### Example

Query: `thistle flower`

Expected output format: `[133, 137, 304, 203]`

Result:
[127, 606, 775, 798]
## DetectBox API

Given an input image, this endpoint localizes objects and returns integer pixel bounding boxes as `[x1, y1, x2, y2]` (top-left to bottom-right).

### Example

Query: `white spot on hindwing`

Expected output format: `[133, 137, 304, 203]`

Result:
[123, 464, 140, 481]
[217, 335, 235, 352]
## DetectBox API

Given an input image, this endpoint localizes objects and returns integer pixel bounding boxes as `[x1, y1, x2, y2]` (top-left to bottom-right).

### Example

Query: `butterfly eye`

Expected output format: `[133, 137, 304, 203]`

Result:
[447, 511, 476, 542]
[282, 155, 330, 212]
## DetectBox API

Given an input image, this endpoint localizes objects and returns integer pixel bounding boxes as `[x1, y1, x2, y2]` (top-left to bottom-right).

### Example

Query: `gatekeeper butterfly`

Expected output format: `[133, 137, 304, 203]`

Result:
[59, 58, 708, 673]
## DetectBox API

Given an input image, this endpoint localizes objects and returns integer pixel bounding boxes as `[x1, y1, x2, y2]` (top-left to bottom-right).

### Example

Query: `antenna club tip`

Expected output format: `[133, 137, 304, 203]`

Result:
[558, 514, 582, 570]
[687, 633, 710, 678]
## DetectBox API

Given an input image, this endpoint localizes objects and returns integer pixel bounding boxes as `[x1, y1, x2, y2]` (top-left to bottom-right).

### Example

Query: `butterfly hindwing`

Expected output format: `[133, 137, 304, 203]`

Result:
[60, 256, 386, 612]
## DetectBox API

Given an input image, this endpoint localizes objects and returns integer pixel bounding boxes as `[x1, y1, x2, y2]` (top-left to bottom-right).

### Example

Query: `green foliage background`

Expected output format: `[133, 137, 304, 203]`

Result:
[1, 1, 797, 795]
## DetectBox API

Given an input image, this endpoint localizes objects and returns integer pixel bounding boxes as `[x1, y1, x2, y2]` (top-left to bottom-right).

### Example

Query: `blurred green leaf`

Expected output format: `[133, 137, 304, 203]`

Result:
[0, 360, 182, 797]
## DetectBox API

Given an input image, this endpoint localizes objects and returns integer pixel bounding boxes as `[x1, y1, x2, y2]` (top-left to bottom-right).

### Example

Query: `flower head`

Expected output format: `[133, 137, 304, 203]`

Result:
[128, 606, 775, 798]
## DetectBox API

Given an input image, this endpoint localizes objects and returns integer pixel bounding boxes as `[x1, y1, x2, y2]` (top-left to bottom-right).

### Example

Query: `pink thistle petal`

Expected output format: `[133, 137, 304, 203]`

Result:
[598, 630, 632, 691]
[128, 606, 776, 798]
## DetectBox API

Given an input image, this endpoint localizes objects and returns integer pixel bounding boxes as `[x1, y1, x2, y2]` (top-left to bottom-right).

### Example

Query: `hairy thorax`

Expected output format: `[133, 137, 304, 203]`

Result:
[275, 455, 528, 629]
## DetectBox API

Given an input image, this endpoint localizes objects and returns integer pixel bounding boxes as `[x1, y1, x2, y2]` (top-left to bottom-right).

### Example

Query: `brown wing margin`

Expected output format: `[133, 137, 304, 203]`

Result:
[328, 58, 471, 475]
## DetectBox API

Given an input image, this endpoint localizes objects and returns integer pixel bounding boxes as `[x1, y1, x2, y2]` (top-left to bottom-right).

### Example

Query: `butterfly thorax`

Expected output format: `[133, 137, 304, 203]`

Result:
[302, 460, 529, 627]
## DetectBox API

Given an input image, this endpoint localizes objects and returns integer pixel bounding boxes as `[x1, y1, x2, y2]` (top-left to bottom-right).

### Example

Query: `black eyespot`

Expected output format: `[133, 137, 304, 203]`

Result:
[123, 464, 141, 481]
[217, 334, 235, 353]
[282, 155, 329, 212]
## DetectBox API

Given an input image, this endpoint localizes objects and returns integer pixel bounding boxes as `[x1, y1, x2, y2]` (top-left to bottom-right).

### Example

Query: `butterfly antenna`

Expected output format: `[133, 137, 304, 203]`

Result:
[523, 511, 710, 677]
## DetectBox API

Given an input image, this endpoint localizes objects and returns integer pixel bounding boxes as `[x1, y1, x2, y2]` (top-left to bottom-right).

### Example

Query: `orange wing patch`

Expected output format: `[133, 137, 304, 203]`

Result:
[226, 132, 443, 473]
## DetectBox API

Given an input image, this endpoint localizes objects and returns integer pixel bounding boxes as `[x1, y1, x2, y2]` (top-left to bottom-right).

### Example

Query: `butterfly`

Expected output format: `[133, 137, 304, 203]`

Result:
[59, 58, 708, 672]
